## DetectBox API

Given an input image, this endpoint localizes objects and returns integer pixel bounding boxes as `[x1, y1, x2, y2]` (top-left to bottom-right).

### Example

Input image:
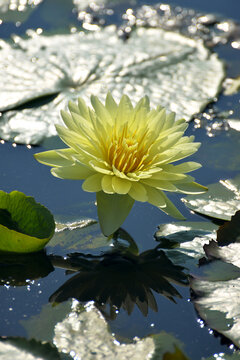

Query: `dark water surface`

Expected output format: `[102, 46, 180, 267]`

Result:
[0, 1, 240, 359]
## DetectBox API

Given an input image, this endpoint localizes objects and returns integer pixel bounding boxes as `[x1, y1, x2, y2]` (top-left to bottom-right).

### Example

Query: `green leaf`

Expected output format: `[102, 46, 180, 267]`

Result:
[0, 0, 42, 23]
[53, 300, 189, 359]
[182, 175, 240, 221]
[0, 26, 224, 144]
[155, 221, 217, 271]
[190, 215, 240, 348]
[21, 299, 189, 359]
[217, 210, 240, 246]
[224, 76, 240, 95]
[0, 191, 55, 253]
[0, 337, 65, 360]
[49, 219, 110, 252]
[96, 191, 134, 236]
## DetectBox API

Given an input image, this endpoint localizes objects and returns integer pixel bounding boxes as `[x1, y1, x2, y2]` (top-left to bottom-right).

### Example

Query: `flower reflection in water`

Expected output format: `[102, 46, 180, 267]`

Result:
[49, 238, 188, 318]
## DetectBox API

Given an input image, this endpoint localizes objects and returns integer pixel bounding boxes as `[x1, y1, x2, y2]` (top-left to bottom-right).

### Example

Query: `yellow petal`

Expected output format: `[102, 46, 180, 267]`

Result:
[89, 160, 112, 175]
[112, 176, 132, 194]
[101, 175, 114, 193]
[115, 95, 133, 127]
[162, 111, 176, 130]
[34, 148, 74, 167]
[51, 162, 94, 180]
[176, 182, 208, 194]
[77, 97, 91, 121]
[60, 110, 78, 132]
[145, 185, 166, 207]
[128, 182, 148, 202]
[161, 162, 202, 174]
[159, 192, 186, 220]
[150, 171, 188, 181]
[82, 173, 103, 192]
[68, 100, 79, 114]
[105, 92, 118, 119]
[143, 179, 177, 191]
[91, 95, 113, 125]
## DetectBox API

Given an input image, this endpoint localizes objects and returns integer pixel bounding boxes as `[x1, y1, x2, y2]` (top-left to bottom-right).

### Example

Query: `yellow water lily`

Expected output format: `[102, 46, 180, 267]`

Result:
[34, 93, 207, 235]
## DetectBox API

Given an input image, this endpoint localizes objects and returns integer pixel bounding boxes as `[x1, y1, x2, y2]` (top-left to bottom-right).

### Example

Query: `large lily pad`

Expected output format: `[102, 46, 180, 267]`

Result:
[190, 212, 240, 348]
[53, 300, 189, 359]
[0, 191, 55, 253]
[21, 299, 189, 359]
[0, 338, 65, 360]
[182, 175, 240, 221]
[155, 221, 217, 271]
[0, 0, 43, 23]
[0, 26, 224, 144]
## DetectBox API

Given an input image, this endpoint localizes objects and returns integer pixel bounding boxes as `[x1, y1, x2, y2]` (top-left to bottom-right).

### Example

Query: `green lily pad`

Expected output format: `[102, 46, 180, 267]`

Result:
[48, 219, 110, 251]
[190, 212, 240, 348]
[21, 299, 189, 359]
[224, 76, 240, 95]
[0, 191, 55, 253]
[0, 337, 66, 360]
[0, 26, 224, 144]
[182, 175, 240, 221]
[53, 300, 189, 359]
[73, 0, 126, 10]
[155, 221, 217, 271]
[0, 0, 43, 23]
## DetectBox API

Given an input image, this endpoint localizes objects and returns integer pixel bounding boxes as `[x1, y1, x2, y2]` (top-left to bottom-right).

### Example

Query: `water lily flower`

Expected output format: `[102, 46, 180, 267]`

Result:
[34, 93, 207, 235]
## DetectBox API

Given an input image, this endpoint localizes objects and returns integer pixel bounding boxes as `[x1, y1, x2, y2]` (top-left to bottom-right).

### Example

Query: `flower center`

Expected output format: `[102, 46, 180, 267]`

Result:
[106, 123, 148, 173]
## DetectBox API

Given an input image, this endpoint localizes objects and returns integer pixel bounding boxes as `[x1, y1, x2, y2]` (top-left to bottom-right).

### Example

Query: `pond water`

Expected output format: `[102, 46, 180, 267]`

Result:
[0, 1, 240, 359]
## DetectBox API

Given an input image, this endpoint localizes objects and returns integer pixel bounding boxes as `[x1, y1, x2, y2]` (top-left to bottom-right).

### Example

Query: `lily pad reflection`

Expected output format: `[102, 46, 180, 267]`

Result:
[0, 251, 54, 286]
[49, 247, 188, 318]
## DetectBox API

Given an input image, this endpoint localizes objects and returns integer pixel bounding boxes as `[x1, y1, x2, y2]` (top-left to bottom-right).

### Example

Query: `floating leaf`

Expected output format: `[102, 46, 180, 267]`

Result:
[21, 301, 72, 343]
[227, 119, 240, 132]
[190, 213, 240, 347]
[217, 210, 240, 246]
[0, 337, 64, 360]
[49, 219, 110, 252]
[73, 0, 125, 10]
[155, 221, 217, 271]
[0, 191, 55, 253]
[182, 175, 240, 221]
[224, 76, 240, 95]
[0, 0, 43, 23]
[0, 26, 224, 144]
[53, 300, 189, 359]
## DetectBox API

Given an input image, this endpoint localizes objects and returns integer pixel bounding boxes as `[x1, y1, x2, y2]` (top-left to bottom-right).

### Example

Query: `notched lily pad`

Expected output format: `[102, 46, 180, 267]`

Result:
[0, 26, 224, 144]
[49, 219, 110, 252]
[155, 221, 217, 271]
[182, 175, 240, 221]
[53, 300, 189, 359]
[0, 0, 43, 23]
[190, 212, 240, 348]
[0, 337, 64, 360]
[224, 76, 240, 95]
[0, 190, 55, 253]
